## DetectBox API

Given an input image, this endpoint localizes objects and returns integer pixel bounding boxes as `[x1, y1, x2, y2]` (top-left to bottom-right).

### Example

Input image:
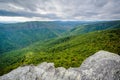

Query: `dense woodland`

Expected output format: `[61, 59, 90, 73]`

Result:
[0, 20, 120, 76]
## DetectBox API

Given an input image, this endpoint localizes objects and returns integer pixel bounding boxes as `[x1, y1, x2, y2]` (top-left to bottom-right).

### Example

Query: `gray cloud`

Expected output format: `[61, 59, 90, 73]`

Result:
[0, 0, 120, 21]
[0, 10, 21, 16]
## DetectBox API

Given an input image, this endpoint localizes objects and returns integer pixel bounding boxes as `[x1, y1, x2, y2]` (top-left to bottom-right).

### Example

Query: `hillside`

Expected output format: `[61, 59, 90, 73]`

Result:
[0, 21, 85, 54]
[66, 20, 120, 36]
[0, 28, 120, 76]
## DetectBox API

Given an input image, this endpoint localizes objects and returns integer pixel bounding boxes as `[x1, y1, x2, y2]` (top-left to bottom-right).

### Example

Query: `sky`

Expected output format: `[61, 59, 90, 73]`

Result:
[0, 0, 120, 22]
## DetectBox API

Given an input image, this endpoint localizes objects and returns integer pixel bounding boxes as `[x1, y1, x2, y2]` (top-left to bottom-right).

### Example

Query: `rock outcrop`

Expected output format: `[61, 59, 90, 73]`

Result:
[0, 50, 120, 80]
[79, 50, 120, 80]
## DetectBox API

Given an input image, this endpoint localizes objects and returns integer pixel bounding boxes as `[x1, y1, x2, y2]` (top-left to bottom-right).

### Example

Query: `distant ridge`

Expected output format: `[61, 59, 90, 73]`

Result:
[66, 20, 120, 36]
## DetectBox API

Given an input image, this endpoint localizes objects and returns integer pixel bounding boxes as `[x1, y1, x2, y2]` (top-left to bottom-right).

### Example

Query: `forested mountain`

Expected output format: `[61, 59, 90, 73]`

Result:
[1, 21, 119, 54]
[0, 21, 85, 54]
[0, 27, 120, 76]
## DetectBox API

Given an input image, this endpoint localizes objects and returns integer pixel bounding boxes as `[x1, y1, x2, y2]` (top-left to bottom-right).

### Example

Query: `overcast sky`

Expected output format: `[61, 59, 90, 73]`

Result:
[0, 0, 120, 22]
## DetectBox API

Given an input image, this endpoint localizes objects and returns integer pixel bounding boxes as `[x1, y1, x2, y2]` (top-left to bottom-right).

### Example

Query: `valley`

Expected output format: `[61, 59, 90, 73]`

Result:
[0, 20, 120, 76]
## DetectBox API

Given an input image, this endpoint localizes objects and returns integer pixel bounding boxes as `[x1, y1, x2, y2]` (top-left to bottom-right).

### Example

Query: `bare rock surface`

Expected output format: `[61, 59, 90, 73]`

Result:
[0, 50, 120, 80]
[79, 50, 120, 80]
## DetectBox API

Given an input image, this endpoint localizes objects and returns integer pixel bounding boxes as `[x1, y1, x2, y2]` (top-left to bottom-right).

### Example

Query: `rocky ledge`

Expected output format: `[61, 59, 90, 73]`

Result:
[0, 50, 120, 80]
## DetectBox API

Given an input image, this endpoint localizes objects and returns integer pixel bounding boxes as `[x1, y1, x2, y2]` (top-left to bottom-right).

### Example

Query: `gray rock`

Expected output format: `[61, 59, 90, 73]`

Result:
[0, 50, 120, 80]
[79, 50, 120, 80]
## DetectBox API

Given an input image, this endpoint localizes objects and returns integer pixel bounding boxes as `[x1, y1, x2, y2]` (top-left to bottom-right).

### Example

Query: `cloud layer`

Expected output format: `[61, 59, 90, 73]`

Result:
[0, 0, 120, 21]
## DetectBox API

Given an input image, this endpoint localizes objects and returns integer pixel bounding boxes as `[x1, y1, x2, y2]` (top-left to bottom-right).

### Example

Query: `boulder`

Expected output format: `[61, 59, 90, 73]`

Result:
[79, 50, 120, 80]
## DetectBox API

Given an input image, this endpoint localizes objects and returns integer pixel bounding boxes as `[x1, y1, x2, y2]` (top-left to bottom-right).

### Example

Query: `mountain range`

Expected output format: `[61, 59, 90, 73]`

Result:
[0, 20, 120, 76]
[0, 21, 87, 54]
